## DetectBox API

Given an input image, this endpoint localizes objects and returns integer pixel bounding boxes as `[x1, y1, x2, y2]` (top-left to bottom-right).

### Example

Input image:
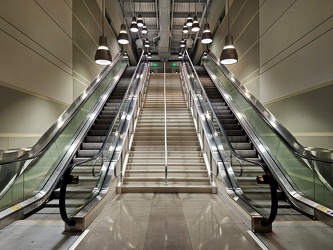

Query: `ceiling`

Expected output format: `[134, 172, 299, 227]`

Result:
[119, 0, 211, 61]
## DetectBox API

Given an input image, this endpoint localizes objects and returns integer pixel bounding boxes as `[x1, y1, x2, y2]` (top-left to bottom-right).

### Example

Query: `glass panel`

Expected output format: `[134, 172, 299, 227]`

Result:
[0, 58, 127, 212]
[204, 59, 333, 209]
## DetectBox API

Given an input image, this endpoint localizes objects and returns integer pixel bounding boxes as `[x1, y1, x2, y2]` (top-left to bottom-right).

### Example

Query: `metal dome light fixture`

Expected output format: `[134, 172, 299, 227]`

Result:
[95, 0, 112, 65]
[220, 0, 238, 64]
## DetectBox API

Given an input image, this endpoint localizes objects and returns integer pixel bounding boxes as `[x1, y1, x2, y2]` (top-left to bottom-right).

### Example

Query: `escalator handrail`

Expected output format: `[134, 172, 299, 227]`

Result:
[206, 50, 333, 164]
[59, 52, 146, 226]
[184, 50, 278, 226]
[0, 52, 124, 164]
[185, 51, 278, 226]
[184, 51, 267, 169]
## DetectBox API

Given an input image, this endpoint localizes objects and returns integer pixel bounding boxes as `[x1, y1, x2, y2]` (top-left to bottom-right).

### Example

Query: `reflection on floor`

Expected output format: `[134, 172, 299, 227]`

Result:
[75, 193, 262, 250]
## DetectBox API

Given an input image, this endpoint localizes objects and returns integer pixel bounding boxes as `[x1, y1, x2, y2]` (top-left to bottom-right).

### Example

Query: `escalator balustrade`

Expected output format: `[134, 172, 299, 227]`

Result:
[54, 67, 136, 206]
[195, 67, 293, 217]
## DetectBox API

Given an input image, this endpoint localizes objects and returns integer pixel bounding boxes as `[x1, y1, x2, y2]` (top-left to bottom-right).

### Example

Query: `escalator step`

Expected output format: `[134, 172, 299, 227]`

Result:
[81, 142, 103, 150]
[77, 150, 99, 157]
[85, 136, 105, 142]
[89, 130, 109, 136]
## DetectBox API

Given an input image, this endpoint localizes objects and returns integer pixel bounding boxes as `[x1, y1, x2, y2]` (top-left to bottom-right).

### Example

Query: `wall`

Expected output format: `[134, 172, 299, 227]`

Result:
[0, 0, 129, 150]
[0, 0, 73, 149]
[259, 0, 333, 148]
[206, 0, 333, 149]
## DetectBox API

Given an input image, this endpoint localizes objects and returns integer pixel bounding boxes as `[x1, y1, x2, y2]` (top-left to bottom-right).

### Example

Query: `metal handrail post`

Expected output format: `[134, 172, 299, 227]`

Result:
[164, 61, 168, 186]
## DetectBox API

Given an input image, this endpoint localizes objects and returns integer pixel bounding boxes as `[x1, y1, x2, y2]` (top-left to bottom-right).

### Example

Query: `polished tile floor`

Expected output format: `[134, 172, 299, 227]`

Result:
[1, 193, 333, 249]
[75, 193, 262, 250]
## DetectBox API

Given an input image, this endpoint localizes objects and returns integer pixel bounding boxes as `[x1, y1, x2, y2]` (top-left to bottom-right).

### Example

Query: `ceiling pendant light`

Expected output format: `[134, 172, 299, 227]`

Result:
[145, 39, 150, 47]
[180, 39, 186, 48]
[147, 52, 152, 59]
[220, 0, 238, 64]
[201, 0, 213, 44]
[186, 14, 193, 27]
[178, 52, 183, 59]
[142, 23, 148, 34]
[137, 14, 144, 28]
[123, 51, 129, 59]
[137, 0, 143, 27]
[186, 0, 193, 27]
[117, 24, 129, 44]
[201, 23, 212, 44]
[182, 23, 189, 34]
[95, 0, 111, 65]
[192, 16, 200, 32]
[191, 1, 200, 32]
[130, 17, 139, 33]
[130, 2, 138, 33]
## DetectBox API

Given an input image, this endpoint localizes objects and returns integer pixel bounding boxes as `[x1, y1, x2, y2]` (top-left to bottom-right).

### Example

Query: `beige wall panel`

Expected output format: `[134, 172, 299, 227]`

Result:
[230, 0, 258, 41]
[73, 45, 101, 85]
[260, 29, 333, 103]
[260, 0, 333, 65]
[295, 136, 332, 149]
[259, 0, 296, 36]
[0, 85, 67, 149]
[73, 78, 88, 100]
[243, 77, 260, 101]
[35, 0, 72, 38]
[228, 42, 259, 84]
[0, 0, 72, 68]
[74, 0, 100, 48]
[265, 83, 333, 148]
[65, 0, 73, 9]
[0, 32, 73, 104]
[0, 18, 71, 75]
[73, 16, 99, 67]
[260, 16, 333, 74]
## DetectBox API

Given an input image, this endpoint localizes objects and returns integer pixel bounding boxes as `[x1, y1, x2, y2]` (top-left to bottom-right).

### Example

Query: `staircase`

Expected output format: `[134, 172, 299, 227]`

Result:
[118, 73, 215, 193]
[195, 66, 292, 215]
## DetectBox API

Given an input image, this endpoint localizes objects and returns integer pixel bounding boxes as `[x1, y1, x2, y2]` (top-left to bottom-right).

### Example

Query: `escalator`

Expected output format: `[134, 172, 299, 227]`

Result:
[0, 52, 146, 230]
[195, 67, 302, 220]
[57, 67, 135, 205]
[182, 51, 333, 230]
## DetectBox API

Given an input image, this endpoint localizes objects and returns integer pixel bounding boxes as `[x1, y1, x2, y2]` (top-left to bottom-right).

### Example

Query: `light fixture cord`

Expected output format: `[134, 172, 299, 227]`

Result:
[102, 0, 105, 35]
[227, 0, 230, 35]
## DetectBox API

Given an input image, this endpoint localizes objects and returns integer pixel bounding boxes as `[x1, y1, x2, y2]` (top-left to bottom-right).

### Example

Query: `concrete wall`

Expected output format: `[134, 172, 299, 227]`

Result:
[0, 0, 126, 150]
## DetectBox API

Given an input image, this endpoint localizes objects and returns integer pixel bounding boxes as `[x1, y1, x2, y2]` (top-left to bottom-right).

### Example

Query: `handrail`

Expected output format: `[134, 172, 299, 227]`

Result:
[207, 50, 333, 164]
[60, 52, 146, 226]
[184, 51, 267, 168]
[0, 52, 124, 164]
[163, 61, 168, 185]
[183, 50, 278, 227]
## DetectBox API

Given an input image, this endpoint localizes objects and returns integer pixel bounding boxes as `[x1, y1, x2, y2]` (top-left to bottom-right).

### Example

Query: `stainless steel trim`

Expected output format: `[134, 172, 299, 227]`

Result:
[164, 61, 168, 186]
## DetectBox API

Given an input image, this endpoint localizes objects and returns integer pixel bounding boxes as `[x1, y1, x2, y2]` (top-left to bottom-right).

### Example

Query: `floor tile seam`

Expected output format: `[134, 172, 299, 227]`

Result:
[179, 195, 195, 250]
[143, 194, 154, 250]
